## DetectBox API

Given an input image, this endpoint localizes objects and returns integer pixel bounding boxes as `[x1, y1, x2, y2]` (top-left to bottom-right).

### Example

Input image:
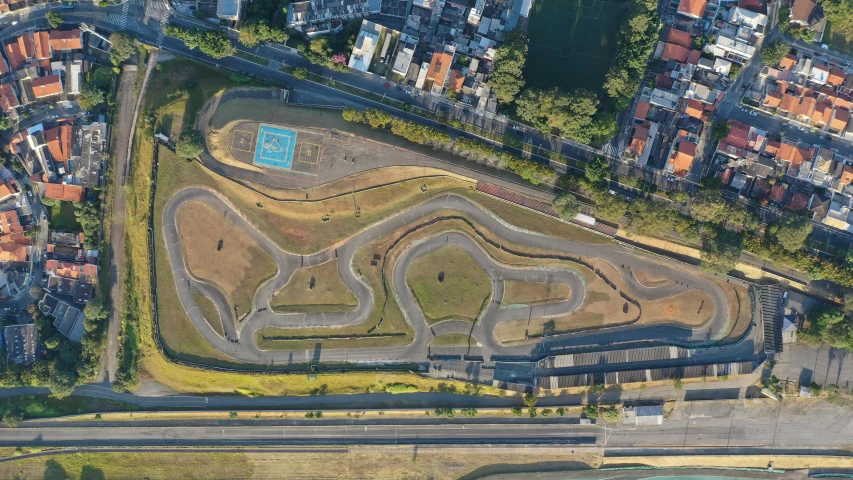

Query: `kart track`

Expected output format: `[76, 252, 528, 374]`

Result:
[162, 187, 750, 365]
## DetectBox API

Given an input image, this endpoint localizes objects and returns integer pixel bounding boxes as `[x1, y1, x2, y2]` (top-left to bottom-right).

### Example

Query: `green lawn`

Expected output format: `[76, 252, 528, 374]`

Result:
[0, 394, 136, 421]
[48, 201, 81, 231]
[271, 260, 358, 313]
[525, 0, 629, 93]
[193, 293, 224, 337]
[234, 50, 270, 67]
[406, 245, 492, 324]
[431, 333, 472, 347]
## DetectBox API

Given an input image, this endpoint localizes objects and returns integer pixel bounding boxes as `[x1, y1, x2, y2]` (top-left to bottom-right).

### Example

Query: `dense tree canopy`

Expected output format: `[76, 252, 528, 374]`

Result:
[700, 227, 742, 274]
[109, 32, 137, 66]
[516, 87, 598, 142]
[759, 40, 791, 67]
[768, 215, 813, 252]
[239, 20, 288, 47]
[585, 157, 610, 186]
[488, 32, 528, 105]
[175, 130, 205, 159]
[77, 84, 105, 111]
[552, 193, 581, 220]
[164, 26, 235, 59]
[690, 190, 729, 224]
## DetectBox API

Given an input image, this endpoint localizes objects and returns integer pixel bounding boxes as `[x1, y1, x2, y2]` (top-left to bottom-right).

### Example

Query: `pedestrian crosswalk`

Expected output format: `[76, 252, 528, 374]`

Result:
[118, 1, 129, 29]
[157, 11, 169, 47]
[103, 13, 124, 26]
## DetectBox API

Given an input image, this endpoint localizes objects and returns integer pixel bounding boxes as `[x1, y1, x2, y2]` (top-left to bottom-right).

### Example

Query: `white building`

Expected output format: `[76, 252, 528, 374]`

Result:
[348, 20, 383, 72]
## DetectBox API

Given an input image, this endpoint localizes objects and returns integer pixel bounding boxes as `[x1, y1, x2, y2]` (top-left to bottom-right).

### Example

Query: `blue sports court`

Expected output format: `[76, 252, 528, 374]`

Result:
[254, 124, 297, 169]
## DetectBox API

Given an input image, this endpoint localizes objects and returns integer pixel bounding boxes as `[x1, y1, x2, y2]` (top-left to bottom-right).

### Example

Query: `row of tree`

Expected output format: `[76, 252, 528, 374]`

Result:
[341, 108, 556, 184]
[164, 26, 235, 59]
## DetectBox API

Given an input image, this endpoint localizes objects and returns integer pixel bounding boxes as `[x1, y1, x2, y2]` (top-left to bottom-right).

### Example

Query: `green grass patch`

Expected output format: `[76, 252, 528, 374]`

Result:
[234, 50, 270, 67]
[406, 245, 491, 324]
[48, 201, 81, 231]
[194, 293, 224, 337]
[271, 260, 357, 313]
[431, 333, 472, 347]
[0, 394, 137, 421]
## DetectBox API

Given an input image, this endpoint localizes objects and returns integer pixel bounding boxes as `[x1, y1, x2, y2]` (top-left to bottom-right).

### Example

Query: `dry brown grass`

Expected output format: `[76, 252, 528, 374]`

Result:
[0, 448, 602, 479]
[502, 281, 572, 306]
[176, 200, 278, 320]
[632, 269, 674, 288]
[270, 259, 357, 313]
[640, 290, 715, 326]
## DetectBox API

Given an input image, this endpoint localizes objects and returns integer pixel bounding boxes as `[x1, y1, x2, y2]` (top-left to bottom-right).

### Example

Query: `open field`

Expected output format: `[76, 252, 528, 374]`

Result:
[0, 448, 604, 480]
[176, 200, 278, 320]
[407, 245, 492, 324]
[525, 0, 628, 93]
[632, 269, 674, 288]
[193, 293, 224, 337]
[641, 290, 715, 325]
[503, 280, 573, 306]
[271, 260, 358, 313]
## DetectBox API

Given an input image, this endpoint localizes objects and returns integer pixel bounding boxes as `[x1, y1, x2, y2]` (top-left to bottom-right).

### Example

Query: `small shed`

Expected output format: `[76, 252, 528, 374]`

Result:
[782, 314, 798, 344]
[623, 405, 664, 425]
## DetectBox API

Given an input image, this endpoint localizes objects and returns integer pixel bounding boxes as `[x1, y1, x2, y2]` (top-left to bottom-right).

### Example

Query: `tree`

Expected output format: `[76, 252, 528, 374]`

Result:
[292, 67, 308, 80]
[164, 26, 235, 59]
[523, 393, 538, 408]
[601, 406, 621, 423]
[711, 120, 731, 141]
[582, 403, 600, 419]
[768, 215, 813, 252]
[511, 406, 523, 416]
[590, 189, 627, 222]
[552, 192, 581, 220]
[83, 298, 108, 322]
[672, 377, 683, 390]
[488, 32, 528, 105]
[77, 84, 106, 111]
[700, 227, 742, 274]
[2, 410, 23, 427]
[629, 200, 687, 237]
[47, 368, 78, 399]
[45, 10, 63, 28]
[0, 113, 13, 131]
[589, 382, 605, 395]
[239, 21, 288, 47]
[585, 157, 610, 186]
[759, 40, 791, 67]
[175, 131, 205, 159]
[515, 87, 598, 142]
[460, 408, 477, 417]
[603, 66, 641, 110]
[690, 190, 729, 224]
[109, 32, 137, 66]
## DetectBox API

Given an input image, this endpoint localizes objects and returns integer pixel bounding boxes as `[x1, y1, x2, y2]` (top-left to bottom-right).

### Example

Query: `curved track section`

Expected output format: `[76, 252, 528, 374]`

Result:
[163, 188, 734, 364]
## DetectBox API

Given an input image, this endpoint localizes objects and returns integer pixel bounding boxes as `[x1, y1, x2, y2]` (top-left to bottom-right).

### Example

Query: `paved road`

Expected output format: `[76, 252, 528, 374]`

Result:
[6, 391, 853, 451]
[163, 188, 743, 365]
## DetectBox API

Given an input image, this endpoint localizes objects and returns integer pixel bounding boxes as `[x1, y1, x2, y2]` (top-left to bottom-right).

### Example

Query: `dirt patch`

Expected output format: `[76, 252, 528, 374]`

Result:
[176, 200, 278, 320]
[640, 289, 715, 326]
[271, 259, 358, 313]
[632, 269, 675, 288]
[502, 281, 572, 306]
[407, 245, 492, 324]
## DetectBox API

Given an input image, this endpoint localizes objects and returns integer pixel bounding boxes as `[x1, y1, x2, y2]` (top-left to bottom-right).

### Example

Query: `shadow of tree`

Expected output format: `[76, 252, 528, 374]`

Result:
[81, 465, 106, 480]
[43, 459, 68, 480]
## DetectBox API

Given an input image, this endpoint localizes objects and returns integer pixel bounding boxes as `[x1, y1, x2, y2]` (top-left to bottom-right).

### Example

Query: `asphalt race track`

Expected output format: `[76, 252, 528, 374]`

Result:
[163, 188, 743, 364]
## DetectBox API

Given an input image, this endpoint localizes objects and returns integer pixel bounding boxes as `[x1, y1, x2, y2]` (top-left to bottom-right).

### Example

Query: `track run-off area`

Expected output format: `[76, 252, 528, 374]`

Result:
[163, 187, 743, 365]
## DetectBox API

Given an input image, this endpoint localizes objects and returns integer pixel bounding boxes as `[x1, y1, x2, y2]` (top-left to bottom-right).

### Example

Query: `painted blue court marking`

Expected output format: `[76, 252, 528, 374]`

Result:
[254, 124, 297, 169]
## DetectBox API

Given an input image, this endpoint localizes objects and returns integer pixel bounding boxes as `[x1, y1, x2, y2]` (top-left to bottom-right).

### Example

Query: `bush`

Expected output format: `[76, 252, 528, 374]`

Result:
[511, 406, 523, 416]
[384, 383, 418, 393]
[582, 403, 600, 419]
[175, 130, 205, 159]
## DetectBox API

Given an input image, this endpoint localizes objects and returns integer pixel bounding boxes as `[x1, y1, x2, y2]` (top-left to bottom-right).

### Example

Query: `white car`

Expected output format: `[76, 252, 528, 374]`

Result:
[11, 20, 18, 25]
[749, 110, 758, 116]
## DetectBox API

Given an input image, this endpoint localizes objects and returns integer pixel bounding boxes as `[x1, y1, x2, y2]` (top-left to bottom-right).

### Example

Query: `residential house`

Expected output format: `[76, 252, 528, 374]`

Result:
[42, 183, 85, 202]
[4, 34, 34, 70]
[3, 324, 37, 366]
[216, 0, 240, 22]
[0, 82, 19, 120]
[348, 20, 383, 73]
[44, 259, 97, 282]
[38, 293, 86, 342]
[286, 0, 381, 29]
[677, 0, 707, 19]
[424, 50, 453, 94]
[728, 7, 767, 36]
[31, 74, 63, 100]
[666, 133, 698, 177]
[661, 43, 691, 63]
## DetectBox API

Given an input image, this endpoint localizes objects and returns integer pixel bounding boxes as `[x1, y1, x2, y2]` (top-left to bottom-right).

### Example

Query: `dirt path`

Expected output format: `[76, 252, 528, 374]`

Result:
[98, 53, 165, 383]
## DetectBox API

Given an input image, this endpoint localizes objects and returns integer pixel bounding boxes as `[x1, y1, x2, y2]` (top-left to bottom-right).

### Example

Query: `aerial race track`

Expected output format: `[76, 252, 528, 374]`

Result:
[163, 187, 744, 365]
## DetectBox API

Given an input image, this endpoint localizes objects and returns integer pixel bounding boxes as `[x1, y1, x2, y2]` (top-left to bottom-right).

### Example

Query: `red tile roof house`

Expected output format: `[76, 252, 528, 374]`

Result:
[661, 43, 691, 63]
[678, 0, 708, 19]
[717, 120, 750, 158]
[667, 28, 694, 49]
[48, 29, 83, 52]
[4, 34, 35, 70]
[43, 183, 85, 202]
[31, 74, 63, 100]
[0, 83, 20, 120]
